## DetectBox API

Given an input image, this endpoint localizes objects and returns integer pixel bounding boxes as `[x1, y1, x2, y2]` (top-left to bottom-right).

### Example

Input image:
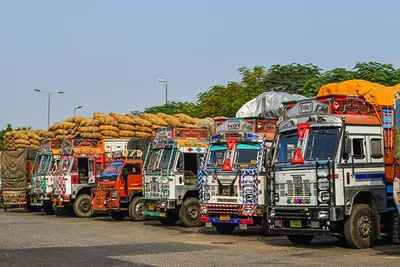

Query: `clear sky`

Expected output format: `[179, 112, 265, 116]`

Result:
[1, 0, 399, 130]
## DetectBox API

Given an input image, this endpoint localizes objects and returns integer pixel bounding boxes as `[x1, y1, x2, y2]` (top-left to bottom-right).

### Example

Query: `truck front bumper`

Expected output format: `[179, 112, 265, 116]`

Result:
[143, 198, 176, 217]
[200, 203, 264, 226]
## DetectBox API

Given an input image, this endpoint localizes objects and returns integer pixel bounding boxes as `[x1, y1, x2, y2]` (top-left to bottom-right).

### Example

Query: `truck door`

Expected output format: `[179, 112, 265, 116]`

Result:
[119, 163, 142, 197]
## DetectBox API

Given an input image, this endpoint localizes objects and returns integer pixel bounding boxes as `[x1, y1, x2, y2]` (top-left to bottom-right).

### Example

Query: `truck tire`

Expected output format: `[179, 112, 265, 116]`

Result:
[128, 197, 146, 221]
[215, 223, 236, 234]
[43, 201, 55, 215]
[73, 194, 93, 218]
[179, 198, 201, 227]
[160, 211, 179, 226]
[344, 203, 378, 249]
[110, 211, 128, 221]
[52, 206, 63, 216]
[286, 235, 314, 245]
[391, 213, 400, 244]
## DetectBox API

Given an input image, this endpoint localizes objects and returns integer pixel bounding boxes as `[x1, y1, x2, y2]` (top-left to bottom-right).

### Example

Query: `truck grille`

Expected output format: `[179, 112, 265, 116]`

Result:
[146, 177, 160, 198]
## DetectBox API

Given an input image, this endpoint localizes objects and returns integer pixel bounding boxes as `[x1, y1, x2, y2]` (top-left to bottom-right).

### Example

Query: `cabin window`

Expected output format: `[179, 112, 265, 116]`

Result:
[370, 139, 383, 159]
[352, 138, 365, 159]
[95, 162, 102, 176]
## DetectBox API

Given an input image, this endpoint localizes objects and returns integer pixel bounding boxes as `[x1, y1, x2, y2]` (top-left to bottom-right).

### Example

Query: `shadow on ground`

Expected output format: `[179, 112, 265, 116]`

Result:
[0, 242, 214, 267]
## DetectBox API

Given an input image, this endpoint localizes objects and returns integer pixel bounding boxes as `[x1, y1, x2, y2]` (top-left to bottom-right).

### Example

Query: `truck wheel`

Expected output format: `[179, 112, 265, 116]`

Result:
[73, 194, 93, 218]
[391, 213, 400, 244]
[179, 198, 201, 227]
[215, 223, 236, 234]
[52, 206, 63, 216]
[110, 211, 128, 221]
[344, 203, 378, 249]
[43, 201, 55, 215]
[286, 235, 314, 245]
[129, 197, 146, 221]
[160, 212, 179, 226]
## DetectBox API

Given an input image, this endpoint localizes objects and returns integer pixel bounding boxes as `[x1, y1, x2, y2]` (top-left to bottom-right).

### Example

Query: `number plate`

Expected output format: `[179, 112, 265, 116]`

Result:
[219, 215, 230, 221]
[290, 220, 302, 228]
[148, 204, 155, 211]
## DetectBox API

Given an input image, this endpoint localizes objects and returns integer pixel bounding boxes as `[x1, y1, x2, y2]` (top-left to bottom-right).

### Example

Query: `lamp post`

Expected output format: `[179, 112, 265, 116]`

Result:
[158, 79, 168, 105]
[74, 105, 83, 116]
[34, 89, 65, 128]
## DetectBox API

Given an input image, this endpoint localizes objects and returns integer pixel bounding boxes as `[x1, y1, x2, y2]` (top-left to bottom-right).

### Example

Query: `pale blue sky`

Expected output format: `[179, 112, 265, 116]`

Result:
[1, 0, 399, 129]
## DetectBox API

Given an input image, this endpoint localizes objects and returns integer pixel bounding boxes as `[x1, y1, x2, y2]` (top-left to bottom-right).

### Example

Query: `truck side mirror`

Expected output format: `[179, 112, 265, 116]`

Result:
[343, 134, 351, 162]
[122, 168, 128, 180]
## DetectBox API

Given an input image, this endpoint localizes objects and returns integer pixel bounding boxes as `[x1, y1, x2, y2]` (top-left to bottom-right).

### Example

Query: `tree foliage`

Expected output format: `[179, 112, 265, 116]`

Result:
[0, 124, 32, 150]
[138, 61, 400, 118]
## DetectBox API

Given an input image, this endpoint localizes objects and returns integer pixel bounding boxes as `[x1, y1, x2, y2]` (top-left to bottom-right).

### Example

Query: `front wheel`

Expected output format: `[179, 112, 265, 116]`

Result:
[73, 194, 93, 218]
[110, 211, 128, 221]
[215, 223, 236, 234]
[26, 200, 42, 212]
[286, 235, 314, 245]
[344, 203, 378, 249]
[129, 197, 146, 221]
[179, 198, 201, 227]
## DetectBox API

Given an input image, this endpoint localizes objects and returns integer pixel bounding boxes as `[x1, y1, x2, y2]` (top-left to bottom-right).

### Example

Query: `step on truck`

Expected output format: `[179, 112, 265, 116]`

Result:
[29, 140, 62, 214]
[0, 149, 38, 211]
[142, 127, 208, 226]
[52, 139, 106, 217]
[267, 91, 400, 248]
[199, 117, 277, 234]
[91, 149, 146, 221]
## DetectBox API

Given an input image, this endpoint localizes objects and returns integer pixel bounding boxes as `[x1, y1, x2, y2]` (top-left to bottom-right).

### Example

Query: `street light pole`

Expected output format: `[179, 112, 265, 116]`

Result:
[158, 79, 168, 105]
[74, 105, 83, 116]
[34, 89, 65, 128]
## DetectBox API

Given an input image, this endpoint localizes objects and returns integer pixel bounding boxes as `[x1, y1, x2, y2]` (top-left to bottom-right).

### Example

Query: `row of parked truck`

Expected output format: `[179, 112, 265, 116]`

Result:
[1, 83, 400, 249]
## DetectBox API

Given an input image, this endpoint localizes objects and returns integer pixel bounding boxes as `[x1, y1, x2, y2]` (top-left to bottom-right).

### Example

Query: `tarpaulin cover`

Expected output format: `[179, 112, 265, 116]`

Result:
[236, 91, 306, 118]
[127, 137, 153, 153]
[318, 79, 400, 107]
[195, 118, 215, 136]
[0, 150, 28, 191]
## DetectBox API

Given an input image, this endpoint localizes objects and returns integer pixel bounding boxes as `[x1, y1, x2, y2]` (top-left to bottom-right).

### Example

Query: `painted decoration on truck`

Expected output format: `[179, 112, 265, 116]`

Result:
[382, 108, 394, 129]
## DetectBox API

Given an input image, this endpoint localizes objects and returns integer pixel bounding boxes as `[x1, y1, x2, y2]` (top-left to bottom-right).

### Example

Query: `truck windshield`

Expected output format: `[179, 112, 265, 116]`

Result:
[100, 161, 123, 182]
[207, 144, 227, 168]
[234, 144, 260, 167]
[305, 127, 340, 160]
[33, 155, 42, 175]
[57, 156, 74, 173]
[147, 148, 176, 172]
[276, 130, 298, 163]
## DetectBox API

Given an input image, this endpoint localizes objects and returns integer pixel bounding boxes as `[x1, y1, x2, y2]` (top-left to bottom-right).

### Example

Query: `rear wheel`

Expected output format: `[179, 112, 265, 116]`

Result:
[344, 203, 378, 249]
[129, 197, 146, 221]
[286, 235, 314, 245]
[215, 223, 236, 234]
[43, 201, 55, 215]
[160, 212, 179, 226]
[73, 194, 93, 218]
[179, 198, 201, 227]
[110, 211, 128, 221]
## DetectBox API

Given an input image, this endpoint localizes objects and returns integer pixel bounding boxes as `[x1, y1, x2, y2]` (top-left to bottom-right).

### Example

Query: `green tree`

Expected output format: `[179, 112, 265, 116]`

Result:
[142, 101, 199, 117]
[353, 62, 400, 86]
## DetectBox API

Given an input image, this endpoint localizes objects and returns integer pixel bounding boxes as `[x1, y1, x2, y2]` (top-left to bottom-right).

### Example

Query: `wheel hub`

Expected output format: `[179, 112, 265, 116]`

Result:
[135, 202, 144, 216]
[357, 215, 372, 239]
[80, 200, 91, 213]
[188, 205, 199, 220]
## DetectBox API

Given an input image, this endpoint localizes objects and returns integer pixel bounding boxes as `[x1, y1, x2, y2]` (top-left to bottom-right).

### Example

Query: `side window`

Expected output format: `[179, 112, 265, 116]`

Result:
[370, 138, 383, 159]
[352, 138, 365, 159]
[95, 162, 102, 176]
[132, 164, 141, 175]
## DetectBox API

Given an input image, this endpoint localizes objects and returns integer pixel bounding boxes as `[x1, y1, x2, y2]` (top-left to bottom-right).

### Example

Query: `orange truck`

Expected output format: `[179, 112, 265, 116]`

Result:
[52, 139, 106, 217]
[91, 149, 145, 221]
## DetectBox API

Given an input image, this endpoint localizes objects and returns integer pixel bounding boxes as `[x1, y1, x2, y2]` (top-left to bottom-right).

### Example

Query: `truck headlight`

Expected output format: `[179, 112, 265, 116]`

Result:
[163, 190, 169, 196]
[318, 210, 329, 219]
[269, 209, 276, 218]
[320, 192, 330, 202]
[111, 191, 118, 198]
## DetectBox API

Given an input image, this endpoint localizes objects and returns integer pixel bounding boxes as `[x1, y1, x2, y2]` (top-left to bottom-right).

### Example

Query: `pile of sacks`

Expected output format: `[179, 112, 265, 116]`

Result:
[47, 112, 202, 140]
[3, 130, 54, 151]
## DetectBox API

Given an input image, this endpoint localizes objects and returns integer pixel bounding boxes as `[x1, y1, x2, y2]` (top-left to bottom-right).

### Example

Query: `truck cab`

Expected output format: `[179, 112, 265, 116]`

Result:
[53, 139, 106, 217]
[142, 127, 208, 227]
[91, 150, 145, 221]
[267, 95, 398, 248]
[199, 117, 277, 234]
[30, 140, 62, 214]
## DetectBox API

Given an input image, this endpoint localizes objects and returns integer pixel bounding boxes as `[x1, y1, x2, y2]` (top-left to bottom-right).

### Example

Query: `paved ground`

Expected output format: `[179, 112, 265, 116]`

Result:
[0, 210, 399, 267]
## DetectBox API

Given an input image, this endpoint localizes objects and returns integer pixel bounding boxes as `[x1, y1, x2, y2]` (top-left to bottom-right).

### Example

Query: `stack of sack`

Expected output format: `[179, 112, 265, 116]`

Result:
[3, 130, 51, 151]
[95, 112, 120, 138]
[45, 112, 205, 141]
